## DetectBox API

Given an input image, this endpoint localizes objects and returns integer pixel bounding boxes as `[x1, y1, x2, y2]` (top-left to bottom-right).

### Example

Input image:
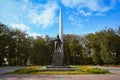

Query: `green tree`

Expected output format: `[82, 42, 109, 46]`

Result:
[63, 35, 72, 64]
[0, 23, 10, 65]
[86, 33, 103, 65]
[64, 34, 83, 65]
[87, 28, 120, 65]
[30, 36, 51, 65]
[80, 36, 93, 64]
[6, 29, 31, 65]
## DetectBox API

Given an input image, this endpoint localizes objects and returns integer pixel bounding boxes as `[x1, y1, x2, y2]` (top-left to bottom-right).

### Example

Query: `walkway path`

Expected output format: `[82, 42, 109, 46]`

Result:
[91, 66, 120, 74]
[0, 66, 120, 80]
[0, 66, 24, 74]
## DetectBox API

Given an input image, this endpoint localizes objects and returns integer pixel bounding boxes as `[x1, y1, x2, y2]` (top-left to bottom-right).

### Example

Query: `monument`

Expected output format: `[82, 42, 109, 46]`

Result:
[52, 8, 64, 66]
[45, 8, 78, 71]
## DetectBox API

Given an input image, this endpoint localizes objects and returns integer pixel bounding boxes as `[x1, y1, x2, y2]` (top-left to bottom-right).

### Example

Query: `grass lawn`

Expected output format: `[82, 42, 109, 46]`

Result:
[8, 66, 110, 75]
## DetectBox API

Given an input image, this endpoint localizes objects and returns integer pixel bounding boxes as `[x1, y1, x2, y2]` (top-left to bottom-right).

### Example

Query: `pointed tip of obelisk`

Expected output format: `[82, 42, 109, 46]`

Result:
[60, 7, 62, 13]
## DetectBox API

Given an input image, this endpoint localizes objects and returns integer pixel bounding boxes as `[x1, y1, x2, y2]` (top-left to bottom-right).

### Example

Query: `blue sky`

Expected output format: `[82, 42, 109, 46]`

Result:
[0, 0, 120, 37]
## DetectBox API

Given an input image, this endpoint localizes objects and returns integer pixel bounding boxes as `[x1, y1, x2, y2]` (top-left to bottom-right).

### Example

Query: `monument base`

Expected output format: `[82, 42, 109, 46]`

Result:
[52, 51, 62, 66]
[43, 65, 79, 71]
[45, 50, 79, 71]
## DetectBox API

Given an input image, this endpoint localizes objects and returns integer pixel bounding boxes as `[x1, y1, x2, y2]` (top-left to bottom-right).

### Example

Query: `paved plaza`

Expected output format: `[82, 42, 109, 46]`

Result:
[0, 66, 120, 80]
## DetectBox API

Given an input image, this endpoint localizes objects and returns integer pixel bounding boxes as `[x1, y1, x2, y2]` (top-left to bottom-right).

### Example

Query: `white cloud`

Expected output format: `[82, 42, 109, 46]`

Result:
[22, 0, 28, 3]
[61, 0, 80, 8]
[79, 10, 92, 16]
[11, 23, 30, 31]
[61, 0, 115, 15]
[27, 2, 58, 29]
[10, 23, 41, 38]
[83, 0, 100, 12]
[27, 32, 41, 38]
[61, 0, 99, 10]
[62, 0, 117, 29]
[21, 0, 29, 11]
[68, 14, 83, 27]
[68, 13, 89, 28]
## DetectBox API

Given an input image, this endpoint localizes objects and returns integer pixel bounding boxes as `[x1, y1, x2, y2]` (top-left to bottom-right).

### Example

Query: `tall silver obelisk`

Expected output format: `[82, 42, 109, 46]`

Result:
[59, 8, 64, 65]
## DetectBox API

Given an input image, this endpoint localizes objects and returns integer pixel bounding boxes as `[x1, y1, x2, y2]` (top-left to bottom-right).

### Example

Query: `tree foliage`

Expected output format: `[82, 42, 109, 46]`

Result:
[0, 22, 120, 65]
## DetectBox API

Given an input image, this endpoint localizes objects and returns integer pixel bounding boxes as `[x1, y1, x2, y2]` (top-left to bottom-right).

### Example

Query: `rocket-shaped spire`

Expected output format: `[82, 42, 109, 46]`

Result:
[59, 8, 63, 43]
[59, 8, 64, 65]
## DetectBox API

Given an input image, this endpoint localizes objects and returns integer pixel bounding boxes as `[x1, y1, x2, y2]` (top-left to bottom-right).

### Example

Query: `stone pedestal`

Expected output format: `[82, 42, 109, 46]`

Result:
[52, 51, 62, 66]
[45, 51, 79, 71]
[45, 66, 79, 71]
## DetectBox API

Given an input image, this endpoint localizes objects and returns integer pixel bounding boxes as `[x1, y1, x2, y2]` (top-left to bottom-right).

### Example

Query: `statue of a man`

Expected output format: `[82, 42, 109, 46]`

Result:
[55, 35, 62, 51]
